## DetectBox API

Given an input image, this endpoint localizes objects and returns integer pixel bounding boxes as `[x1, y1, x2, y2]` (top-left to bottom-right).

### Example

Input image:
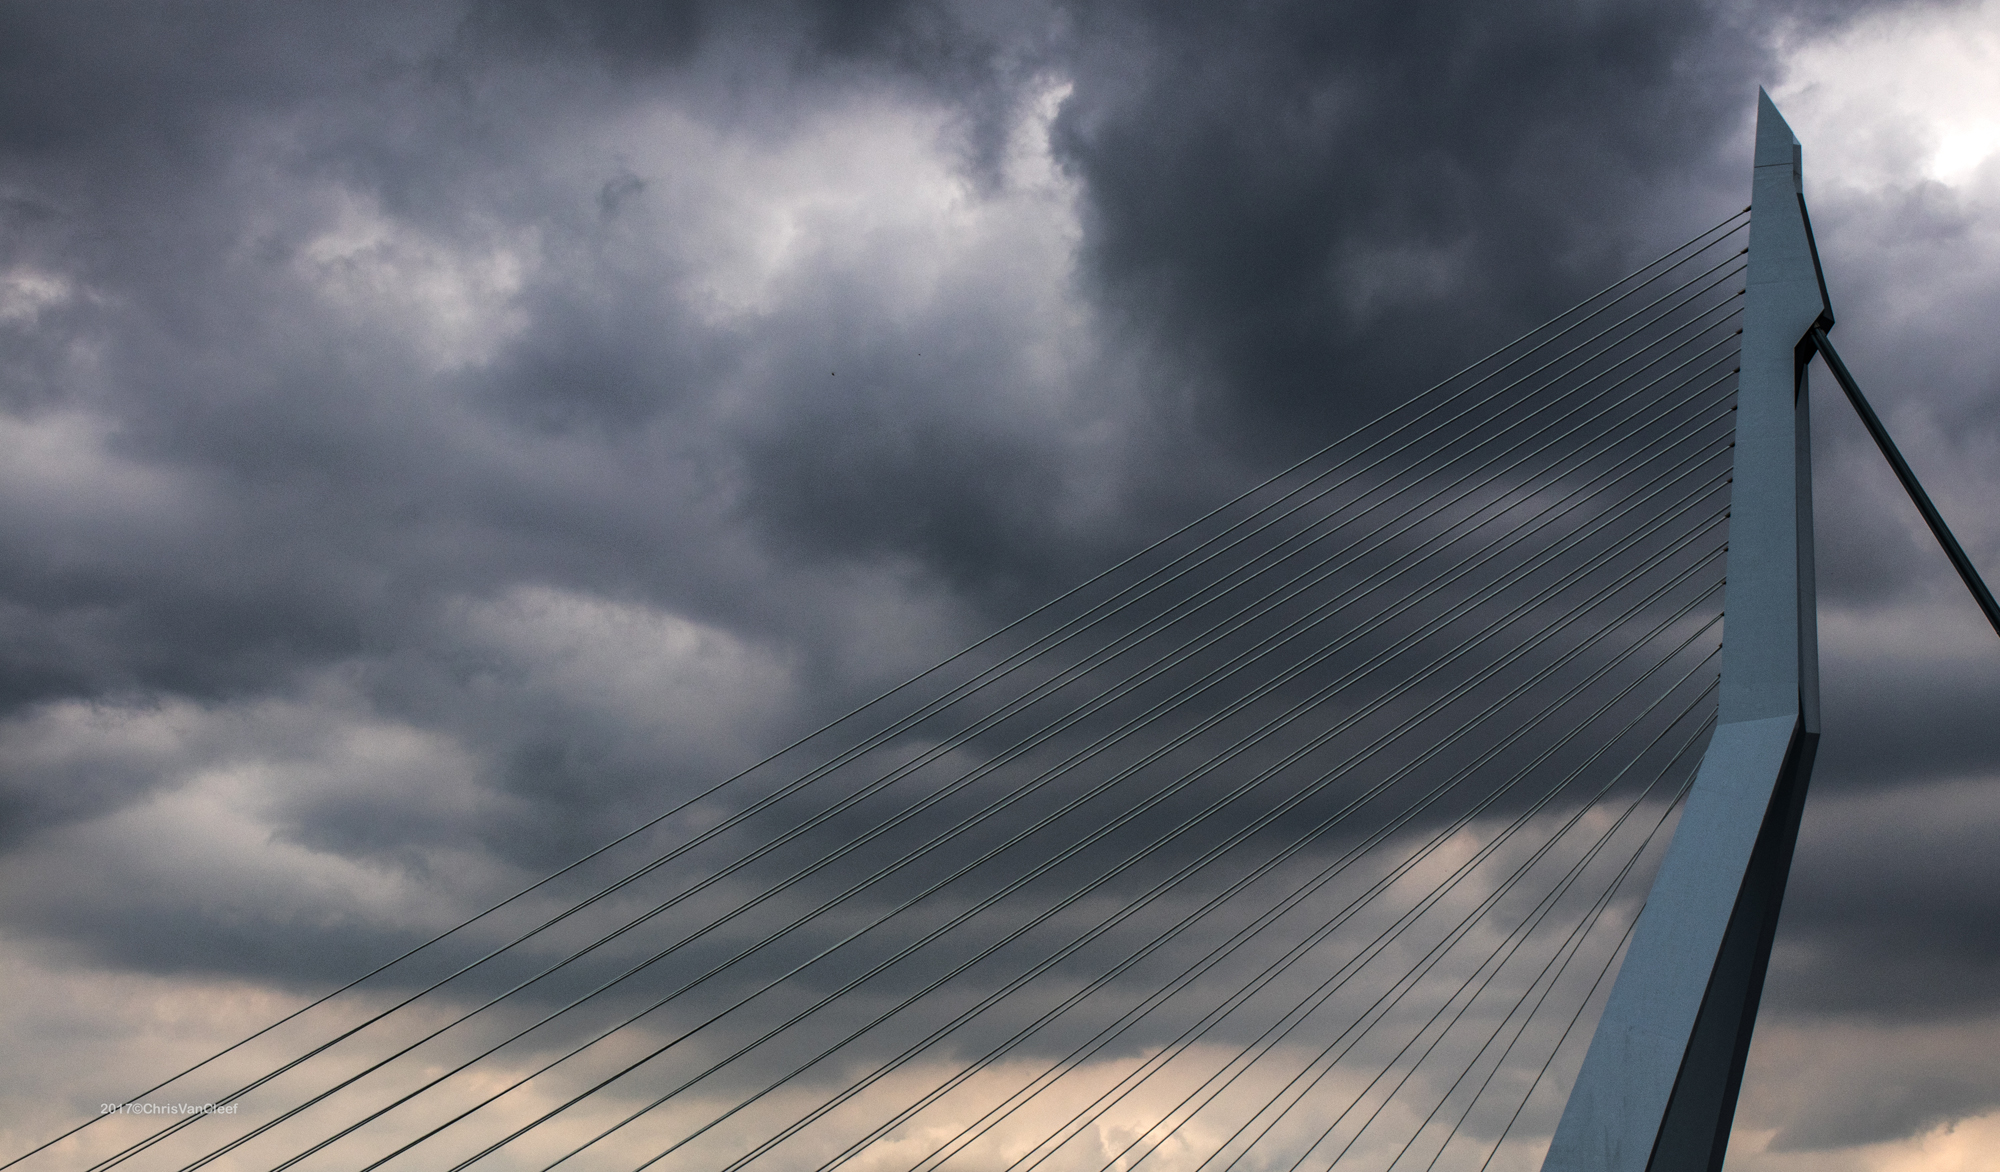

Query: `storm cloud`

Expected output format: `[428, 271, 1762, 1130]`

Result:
[1, 2, 1997, 1170]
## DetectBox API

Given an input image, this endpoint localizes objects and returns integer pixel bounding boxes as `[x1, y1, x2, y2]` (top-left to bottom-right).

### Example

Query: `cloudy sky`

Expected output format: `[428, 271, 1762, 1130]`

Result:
[1, 2, 1997, 1171]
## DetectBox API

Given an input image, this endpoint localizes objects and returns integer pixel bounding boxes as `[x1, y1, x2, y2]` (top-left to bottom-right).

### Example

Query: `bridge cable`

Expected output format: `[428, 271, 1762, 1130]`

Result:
[883, 632, 1721, 1172]
[239, 348, 1743, 1172]
[199, 372, 1736, 1168]
[700, 560, 1720, 1168]
[1278, 712, 1714, 1172]
[1116, 696, 1717, 1172]
[1469, 885, 1648, 1172]
[137, 302, 1736, 1172]
[51, 213, 1749, 1172]
[1402, 712, 1709, 1172]
[54, 230, 1752, 1172]
[1809, 327, 2000, 640]
[788, 380, 1744, 1168]
[117, 272, 1736, 1168]
[1013, 604, 1723, 1172]
[492, 482, 1728, 1168]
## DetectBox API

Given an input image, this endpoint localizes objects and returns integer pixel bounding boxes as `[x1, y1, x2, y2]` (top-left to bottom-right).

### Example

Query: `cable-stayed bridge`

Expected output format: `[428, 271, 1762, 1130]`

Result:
[10, 93, 1994, 1172]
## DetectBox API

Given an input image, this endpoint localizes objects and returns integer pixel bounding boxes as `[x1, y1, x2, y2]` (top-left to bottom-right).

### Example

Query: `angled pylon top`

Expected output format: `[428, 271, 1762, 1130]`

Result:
[1754, 88, 1802, 180]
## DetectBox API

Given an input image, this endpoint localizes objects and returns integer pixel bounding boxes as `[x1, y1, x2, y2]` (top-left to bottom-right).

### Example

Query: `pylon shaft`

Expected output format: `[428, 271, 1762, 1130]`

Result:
[1540, 89, 1830, 1172]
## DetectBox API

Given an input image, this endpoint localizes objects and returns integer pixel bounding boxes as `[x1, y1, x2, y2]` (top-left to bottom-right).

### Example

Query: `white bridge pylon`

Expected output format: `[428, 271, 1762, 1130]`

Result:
[1540, 89, 1833, 1172]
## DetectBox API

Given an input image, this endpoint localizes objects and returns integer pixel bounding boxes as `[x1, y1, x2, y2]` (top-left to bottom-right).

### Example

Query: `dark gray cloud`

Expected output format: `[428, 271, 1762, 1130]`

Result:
[1050, 1, 1753, 440]
[1, 0, 1997, 1168]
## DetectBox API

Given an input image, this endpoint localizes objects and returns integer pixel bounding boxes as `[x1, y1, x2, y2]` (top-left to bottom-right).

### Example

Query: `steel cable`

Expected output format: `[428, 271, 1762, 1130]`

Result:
[1009, 606, 1723, 1172]
[532, 490, 1736, 1168]
[199, 338, 1736, 1168]
[1393, 715, 1710, 1172]
[238, 345, 1741, 1172]
[708, 564, 1736, 1168]
[1282, 710, 1717, 1172]
[43, 221, 1752, 1172]
[168, 342, 1738, 1172]
[354, 432, 1737, 1172]
[1468, 892, 1647, 1172]
[9, 205, 1752, 1172]
[822, 623, 1722, 1172]
[203, 434, 1744, 1168]
[1155, 707, 1716, 1172]
[78, 233, 1752, 1168]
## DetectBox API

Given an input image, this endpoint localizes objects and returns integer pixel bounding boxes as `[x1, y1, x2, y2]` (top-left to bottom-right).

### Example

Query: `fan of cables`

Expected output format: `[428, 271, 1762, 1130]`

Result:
[13, 210, 1748, 1172]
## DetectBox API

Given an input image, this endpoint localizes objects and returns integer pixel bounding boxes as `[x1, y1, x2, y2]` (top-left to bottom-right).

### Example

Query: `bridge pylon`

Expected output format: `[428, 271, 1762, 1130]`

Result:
[1539, 88, 1831, 1172]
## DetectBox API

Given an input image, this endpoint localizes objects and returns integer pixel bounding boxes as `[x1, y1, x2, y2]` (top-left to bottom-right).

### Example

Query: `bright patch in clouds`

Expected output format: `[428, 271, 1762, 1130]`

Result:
[453, 584, 796, 754]
[595, 76, 1082, 332]
[0, 267, 77, 324]
[293, 187, 537, 371]
[1775, 0, 2000, 191]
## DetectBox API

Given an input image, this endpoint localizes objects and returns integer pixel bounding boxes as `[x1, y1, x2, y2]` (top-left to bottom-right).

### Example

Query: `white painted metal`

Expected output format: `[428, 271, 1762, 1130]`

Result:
[1539, 90, 1830, 1172]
